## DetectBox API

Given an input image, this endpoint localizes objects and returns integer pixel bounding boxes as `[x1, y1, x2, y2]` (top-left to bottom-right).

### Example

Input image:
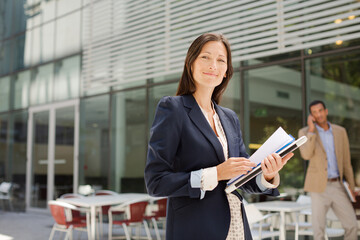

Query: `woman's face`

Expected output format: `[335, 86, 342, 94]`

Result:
[191, 41, 228, 91]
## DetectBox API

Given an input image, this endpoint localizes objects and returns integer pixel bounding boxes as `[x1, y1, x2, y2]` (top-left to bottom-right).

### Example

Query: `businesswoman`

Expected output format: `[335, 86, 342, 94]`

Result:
[145, 33, 293, 240]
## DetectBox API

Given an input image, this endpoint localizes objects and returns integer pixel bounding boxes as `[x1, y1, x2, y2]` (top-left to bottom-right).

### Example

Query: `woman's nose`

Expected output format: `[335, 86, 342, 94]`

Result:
[209, 61, 217, 70]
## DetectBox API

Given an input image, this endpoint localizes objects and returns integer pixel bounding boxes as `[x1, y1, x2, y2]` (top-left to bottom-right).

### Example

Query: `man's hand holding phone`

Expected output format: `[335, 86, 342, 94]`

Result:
[307, 114, 316, 133]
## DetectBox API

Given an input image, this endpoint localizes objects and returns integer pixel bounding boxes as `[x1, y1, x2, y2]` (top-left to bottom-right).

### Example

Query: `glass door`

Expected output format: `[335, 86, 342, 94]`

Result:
[26, 100, 79, 210]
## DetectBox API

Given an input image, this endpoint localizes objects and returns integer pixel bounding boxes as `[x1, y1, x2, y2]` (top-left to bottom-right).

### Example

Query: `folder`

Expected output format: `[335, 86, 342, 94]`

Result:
[343, 180, 356, 203]
[225, 127, 307, 194]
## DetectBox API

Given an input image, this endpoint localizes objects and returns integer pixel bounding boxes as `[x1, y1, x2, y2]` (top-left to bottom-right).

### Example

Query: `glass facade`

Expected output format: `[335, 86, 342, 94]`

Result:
[0, 0, 359, 210]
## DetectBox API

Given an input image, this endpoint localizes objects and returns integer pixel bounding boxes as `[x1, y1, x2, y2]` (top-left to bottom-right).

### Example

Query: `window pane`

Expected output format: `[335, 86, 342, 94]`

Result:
[79, 95, 109, 190]
[12, 0, 27, 35]
[30, 63, 54, 105]
[244, 62, 303, 199]
[31, 22, 55, 65]
[11, 34, 26, 71]
[306, 50, 360, 186]
[0, 40, 11, 75]
[0, 76, 10, 112]
[0, 114, 8, 181]
[55, 12, 81, 58]
[222, 71, 241, 116]
[54, 55, 80, 101]
[10, 111, 28, 211]
[111, 89, 147, 193]
[57, 0, 81, 17]
[0, 0, 13, 40]
[13, 70, 31, 109]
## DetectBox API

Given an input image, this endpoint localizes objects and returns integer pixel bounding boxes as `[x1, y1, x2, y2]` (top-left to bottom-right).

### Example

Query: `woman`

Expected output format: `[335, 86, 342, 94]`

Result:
[145, 33, 293, 240]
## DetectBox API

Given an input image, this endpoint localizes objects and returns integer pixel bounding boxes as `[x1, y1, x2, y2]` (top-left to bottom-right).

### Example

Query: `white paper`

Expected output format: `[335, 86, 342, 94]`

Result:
[228, 127, 292, 184]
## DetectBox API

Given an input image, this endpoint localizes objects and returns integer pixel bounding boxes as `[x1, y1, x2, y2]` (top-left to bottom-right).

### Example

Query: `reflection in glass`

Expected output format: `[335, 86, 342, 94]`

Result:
[0, 76, 10, 112]
[245, 63, 303, 197]
[12, 34, 26, 71]
[54, 55, 80, 101]
[57, 0, 81, 17]
[0, 0, 13, 40]
[30, 63, 54, 105]
[54, 106, 74, 199]
[111, 89, 147, 193]
[13, 70, 31, 109]
[79, 95, 109, 190]
[55, 12, 81, 58]
[12, 0, 27, 35]
[31, 23, 55, 65]
[0, 114, 8, 181]
[31, 110, 49, 208]
[222, 72, 241, 117]
[10, 111, 28, 211]
[0, 40, 11, 75]
[306, 51, 360, 186]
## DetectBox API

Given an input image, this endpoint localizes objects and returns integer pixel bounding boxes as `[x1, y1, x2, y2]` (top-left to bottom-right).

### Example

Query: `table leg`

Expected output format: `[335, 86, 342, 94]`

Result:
[91, 206, 96, 240]
[279, 211, 285, 240]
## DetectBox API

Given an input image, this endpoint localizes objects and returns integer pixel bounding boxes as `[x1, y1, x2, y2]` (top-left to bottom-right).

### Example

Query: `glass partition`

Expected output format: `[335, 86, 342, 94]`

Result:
[111, 89, 147, 193]
[244, 62, 304, 199]
[0, 76, 10, 112]
[306, 50, 360, 187]
[79, 95, 109, 191]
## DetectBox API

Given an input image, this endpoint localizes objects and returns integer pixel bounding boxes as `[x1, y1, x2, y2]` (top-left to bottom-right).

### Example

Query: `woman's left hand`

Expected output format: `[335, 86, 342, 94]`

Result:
[261, 152, 294, 182]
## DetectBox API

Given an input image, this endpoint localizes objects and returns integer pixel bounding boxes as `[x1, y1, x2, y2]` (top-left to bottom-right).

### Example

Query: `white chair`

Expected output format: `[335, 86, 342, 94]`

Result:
[0, 182, 13, 211]
[78, 185, 94, 196]
[244, 204, 280, 240]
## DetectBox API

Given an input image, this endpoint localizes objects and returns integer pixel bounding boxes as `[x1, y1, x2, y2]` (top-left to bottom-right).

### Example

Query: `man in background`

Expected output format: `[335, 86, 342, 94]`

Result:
[298, 100, 357, 240]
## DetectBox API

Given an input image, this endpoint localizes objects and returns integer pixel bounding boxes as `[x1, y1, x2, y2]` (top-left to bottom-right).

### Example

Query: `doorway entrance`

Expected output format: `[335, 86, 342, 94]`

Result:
[26, 99, 79, 210]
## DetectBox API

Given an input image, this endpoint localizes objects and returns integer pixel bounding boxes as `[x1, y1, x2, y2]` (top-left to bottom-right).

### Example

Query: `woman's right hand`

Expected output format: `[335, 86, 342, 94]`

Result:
[216, 157, 256, 181]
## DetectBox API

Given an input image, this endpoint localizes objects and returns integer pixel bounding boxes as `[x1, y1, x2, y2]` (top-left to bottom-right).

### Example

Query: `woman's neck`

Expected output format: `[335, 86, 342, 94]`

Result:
[193, 89, 213, 112]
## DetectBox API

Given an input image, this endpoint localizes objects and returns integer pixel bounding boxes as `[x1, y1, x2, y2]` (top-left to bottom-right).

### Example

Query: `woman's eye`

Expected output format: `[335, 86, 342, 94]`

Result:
[201, 56, 208, 59]
[218, 59, 226, 63]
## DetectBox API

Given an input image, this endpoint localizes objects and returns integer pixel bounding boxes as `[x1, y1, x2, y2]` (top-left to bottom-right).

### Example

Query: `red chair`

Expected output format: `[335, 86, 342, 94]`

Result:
[60, 193, 86, 222]
[108, 200, 152, 240]
[144, 198, 167, 240]
[48, 200, 90, 240]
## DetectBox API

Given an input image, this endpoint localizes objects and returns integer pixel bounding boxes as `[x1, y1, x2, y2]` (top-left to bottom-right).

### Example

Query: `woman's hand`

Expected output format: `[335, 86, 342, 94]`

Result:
[217, 157, 256, 181]
[261, 152, 294, 182]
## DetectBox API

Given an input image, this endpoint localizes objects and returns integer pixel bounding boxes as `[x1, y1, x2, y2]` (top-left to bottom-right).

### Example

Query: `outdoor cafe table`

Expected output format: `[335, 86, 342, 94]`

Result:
[253, 200, 311, 240]
[58, 193, 151, 240]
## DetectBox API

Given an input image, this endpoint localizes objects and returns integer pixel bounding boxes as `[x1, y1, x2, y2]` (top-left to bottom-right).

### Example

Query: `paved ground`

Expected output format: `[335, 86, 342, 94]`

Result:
[0, 210, 358, 240]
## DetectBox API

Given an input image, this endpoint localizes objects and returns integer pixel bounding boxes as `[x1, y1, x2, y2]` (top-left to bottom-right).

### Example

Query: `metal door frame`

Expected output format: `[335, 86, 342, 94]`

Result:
[26, 99, 79, 211]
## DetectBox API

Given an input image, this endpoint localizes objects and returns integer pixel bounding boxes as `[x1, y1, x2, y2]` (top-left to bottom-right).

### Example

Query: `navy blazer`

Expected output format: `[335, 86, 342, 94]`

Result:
[145, 95, 279, 240]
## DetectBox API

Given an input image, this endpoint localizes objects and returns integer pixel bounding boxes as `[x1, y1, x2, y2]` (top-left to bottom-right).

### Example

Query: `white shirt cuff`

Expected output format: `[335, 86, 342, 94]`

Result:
[202, 167, 218, 191]
[256, 173, 280, 191]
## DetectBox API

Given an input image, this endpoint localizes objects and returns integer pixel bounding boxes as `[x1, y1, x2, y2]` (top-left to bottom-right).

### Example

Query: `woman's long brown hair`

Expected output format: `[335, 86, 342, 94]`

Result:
[176, 33, 233, 104]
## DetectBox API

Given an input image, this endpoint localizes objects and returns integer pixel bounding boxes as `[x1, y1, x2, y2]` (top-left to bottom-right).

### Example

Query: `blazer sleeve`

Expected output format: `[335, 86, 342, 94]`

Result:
[145, 97, 200, 199]
[298, 127, 317, 160]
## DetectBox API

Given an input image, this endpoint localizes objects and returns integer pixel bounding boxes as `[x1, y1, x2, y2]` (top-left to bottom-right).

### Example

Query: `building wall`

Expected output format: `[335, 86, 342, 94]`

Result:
[0, 0, 359, 210]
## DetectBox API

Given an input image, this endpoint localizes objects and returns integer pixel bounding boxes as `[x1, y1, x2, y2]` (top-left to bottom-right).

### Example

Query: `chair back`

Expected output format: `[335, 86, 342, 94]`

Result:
[59, 193, 84, 220]
[0, 182, 12, 194]
[48, 200, 67, 225]
[296, 195, 311, 204]
[95, 190, 118, 196]
[244, 204, 264, 225]
[154, 198, 167, 218]
[129, 201, 148, 222]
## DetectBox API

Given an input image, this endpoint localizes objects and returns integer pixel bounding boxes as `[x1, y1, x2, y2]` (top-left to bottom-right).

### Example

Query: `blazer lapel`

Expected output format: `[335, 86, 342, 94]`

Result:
[182, 95, 225, 163]
[214, 104, 235, 157]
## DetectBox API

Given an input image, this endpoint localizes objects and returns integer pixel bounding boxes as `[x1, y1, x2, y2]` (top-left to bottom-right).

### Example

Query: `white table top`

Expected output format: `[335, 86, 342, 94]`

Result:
[253, 200, 311, 212]
[58, 193, 152, 208]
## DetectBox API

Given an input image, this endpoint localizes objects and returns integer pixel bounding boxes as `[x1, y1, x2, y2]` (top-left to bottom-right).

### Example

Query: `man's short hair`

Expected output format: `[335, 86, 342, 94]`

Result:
[309, 100, 326, 112]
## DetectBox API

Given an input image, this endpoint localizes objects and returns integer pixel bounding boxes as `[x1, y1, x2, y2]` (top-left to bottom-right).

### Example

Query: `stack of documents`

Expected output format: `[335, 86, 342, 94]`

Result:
[225, 127, 307, 193]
